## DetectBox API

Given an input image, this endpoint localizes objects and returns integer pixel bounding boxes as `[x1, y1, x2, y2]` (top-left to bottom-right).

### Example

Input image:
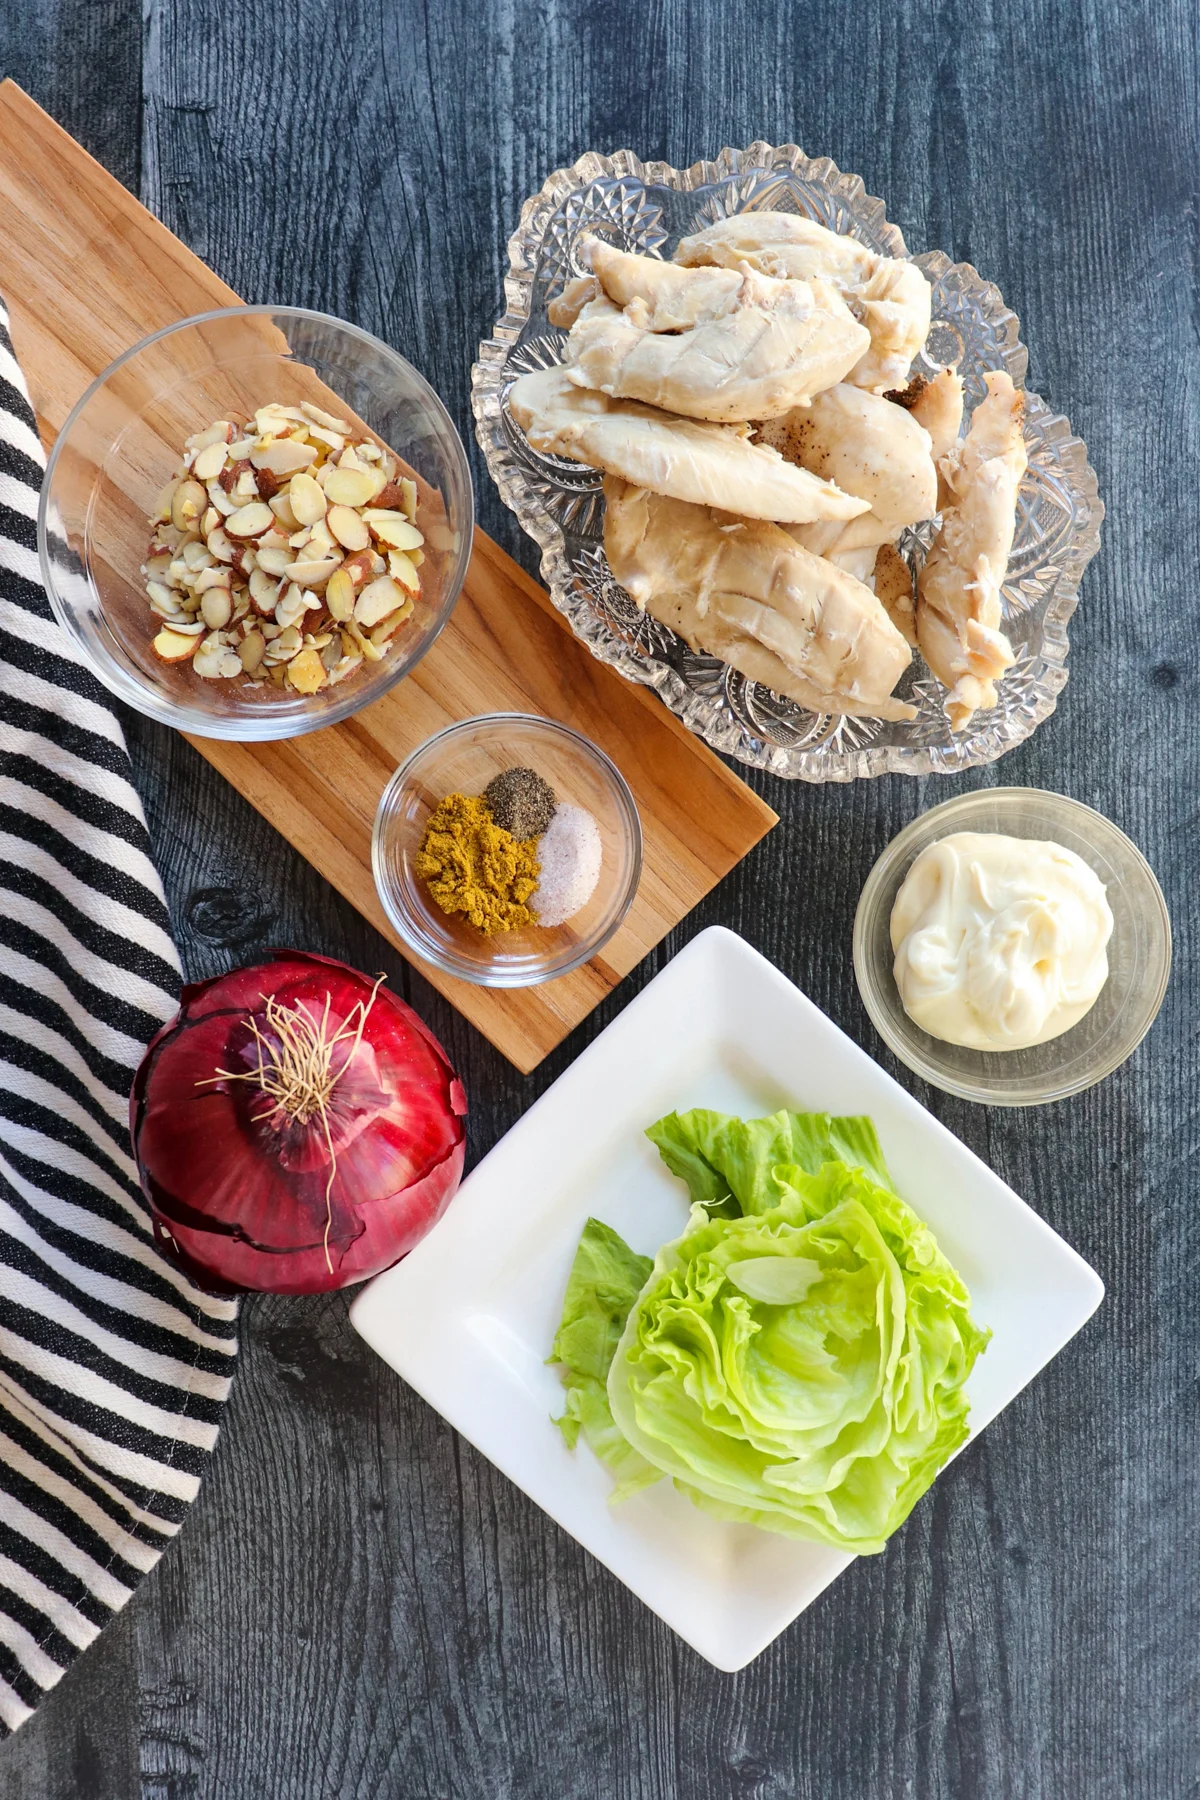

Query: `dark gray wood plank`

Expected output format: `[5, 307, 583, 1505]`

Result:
[2, 0, 1199, 1794]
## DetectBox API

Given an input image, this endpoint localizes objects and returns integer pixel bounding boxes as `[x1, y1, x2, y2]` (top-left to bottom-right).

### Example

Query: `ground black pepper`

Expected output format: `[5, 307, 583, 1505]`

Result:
[484, 766, 557, 840]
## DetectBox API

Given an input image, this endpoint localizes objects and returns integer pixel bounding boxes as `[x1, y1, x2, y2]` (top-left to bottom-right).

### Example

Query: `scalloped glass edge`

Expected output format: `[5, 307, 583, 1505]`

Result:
[471, 142, 1105, 782]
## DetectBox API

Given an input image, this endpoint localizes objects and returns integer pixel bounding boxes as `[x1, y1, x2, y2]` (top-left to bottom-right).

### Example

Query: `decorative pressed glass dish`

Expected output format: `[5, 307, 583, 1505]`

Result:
[852, 789, 1171, 1105]
[472, 143, 1104, 782]
[372, 713, 642, 987]
[40, 306, 473, 740]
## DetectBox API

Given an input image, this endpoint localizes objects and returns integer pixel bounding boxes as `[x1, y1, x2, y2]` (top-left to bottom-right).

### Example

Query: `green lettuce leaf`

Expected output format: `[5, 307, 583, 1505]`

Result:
[605, 1134, 990, 1554]
[645, 1108, 893, 1217]
[550, 1218, 660, 1498]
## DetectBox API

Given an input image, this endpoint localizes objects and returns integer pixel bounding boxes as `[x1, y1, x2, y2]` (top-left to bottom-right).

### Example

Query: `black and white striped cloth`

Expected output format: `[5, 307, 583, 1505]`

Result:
[0, 300, 238, 1736]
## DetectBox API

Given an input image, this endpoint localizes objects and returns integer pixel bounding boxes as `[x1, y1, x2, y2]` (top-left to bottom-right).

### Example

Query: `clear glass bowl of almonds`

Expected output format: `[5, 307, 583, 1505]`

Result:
[39, 307, 473, 739]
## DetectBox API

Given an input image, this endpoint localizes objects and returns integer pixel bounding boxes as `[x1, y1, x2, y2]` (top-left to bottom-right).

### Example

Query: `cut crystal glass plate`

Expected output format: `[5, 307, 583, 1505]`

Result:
[472, 143, 1104, 782]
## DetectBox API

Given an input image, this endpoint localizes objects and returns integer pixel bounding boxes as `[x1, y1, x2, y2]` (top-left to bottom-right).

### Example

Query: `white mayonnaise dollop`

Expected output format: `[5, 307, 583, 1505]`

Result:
[889, 832, 1114, 1051]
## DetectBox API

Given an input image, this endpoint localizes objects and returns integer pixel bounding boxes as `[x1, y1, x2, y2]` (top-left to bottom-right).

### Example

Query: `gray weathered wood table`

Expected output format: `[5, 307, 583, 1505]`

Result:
[2, 2, 1197, 1794]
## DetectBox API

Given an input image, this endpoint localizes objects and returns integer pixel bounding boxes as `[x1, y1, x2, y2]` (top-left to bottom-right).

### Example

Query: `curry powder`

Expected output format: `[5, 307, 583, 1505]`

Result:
[414, 792, 541, 934]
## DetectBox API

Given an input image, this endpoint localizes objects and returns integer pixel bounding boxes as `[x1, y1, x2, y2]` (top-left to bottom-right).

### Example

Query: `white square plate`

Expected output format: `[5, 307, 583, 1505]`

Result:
[350, 927, 1103, 1671]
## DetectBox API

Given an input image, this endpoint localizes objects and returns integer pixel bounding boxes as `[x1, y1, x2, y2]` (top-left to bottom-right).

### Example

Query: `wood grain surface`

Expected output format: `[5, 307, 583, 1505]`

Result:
[1, 1, 1197, 1796]
[0, 81, 775, 1072]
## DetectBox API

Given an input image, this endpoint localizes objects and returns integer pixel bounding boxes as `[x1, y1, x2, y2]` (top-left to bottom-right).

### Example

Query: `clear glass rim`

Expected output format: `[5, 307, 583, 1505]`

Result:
[38, 303, 475, 742]
[852, 788, 1172, 1106]
[371, 710, 644, 988]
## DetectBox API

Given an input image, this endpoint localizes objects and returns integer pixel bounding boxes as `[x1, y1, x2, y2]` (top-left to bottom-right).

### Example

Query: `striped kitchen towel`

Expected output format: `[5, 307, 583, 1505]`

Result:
[0, 301, 238, 1736]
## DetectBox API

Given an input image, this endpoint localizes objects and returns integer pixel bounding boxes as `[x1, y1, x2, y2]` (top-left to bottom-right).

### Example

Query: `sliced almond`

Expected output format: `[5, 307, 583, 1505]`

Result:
[249, 567, 281, 614]
[372, 480, 408, 511]
[324, 568, 356, 621]
[400, 479, 418, 521]
[275, 584, 308, 629]
[300, 401, 350, 433]
[354, 575, 406, 628]
[367, 515, 423, 551]
[181, 538, 213, 571]
[285, 556, 340, 588]
[269, 492, 300, 531]
[255, 546, 292, 577]
[227, 437, 257, 460]
[285, 648, 328, 694]
[206, 482, 236, 517]
[386, 549, 420, 592]
[194, 566, 231, 593]
[328, 653, 364, 685]
[239, 631, 266, 672]
[206, 527, 237, 564]
[152, 628, 200, 663]
[251, 436, 318, 476]
[323, 466, 378, 509]
[226, 502, 275, 539]
[370, 601, 412, 644]
[186, 420, 235, 454]
[326, 504, 371, 551]
[339, 547, 380, 585]
[289, 472, 327, 525]
[144, 552, 173, 581]
[192, 441, 229, 482]
[146, 580, 178, 610]
[171, 480, 207, 531]
[202, 505, 222, 536]
[232, 469, 260, 504]
[200, 588, 233, 631]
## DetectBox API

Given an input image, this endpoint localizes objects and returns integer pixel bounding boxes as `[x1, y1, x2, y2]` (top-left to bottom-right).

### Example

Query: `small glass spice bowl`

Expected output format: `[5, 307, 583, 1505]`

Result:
[373, 713, 643, 987]
[39, 306, 473, 741]
[852, 788, 1171, 1106]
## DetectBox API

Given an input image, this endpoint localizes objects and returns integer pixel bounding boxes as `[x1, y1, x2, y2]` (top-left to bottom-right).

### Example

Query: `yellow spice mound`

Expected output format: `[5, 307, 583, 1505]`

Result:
[415, 792, 541, 934]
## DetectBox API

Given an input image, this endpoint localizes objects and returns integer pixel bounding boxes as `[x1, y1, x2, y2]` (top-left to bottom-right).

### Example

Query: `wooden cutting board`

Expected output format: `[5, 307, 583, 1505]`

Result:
[0, 81, 776, 1072]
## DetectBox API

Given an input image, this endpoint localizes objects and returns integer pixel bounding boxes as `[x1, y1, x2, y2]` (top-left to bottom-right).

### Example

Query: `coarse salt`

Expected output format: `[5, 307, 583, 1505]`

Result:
[531, 804, 602, 926]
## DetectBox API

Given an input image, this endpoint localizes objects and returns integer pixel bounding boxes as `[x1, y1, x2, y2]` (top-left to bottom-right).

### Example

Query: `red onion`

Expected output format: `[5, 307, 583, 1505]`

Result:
[130, 952, 466, 1294]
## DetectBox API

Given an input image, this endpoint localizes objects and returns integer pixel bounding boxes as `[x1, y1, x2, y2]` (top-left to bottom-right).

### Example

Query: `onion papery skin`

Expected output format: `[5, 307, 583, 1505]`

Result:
[130, 952, 467, 1294]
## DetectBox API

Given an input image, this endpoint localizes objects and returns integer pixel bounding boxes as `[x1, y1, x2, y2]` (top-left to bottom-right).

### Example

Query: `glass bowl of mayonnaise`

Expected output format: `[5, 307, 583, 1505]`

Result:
[853, 788, 1171, 1105]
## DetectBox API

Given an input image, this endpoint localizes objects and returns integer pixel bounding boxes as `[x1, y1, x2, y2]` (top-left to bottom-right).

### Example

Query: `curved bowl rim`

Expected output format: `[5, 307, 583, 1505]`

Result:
[851, 787, 1172, 1105]
[38, 303, 475, 742]
[371, 710, 644, 988]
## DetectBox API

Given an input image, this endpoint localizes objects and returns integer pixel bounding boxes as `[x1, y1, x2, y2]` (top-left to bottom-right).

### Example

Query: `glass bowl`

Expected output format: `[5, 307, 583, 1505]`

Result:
[39, 306, 473, 740]
[853, 789, 1171, 1105]
[472, 141, 1104, 780]
[372, 713, 642, 987]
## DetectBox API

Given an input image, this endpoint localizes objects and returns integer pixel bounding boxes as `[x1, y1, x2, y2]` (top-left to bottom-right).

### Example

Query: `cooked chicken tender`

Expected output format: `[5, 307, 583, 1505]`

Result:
[602, 477, 914, 720]
[917, 371, 1027, 731]
[757, 384, 937, 524]
[675, 210, 932, 396]
[562, 239, 869, 422]
[508, 366, 870, 523]
[675, 213, 878, 287]
[910, 367, 965, 467]
[846, 260, 933, 393]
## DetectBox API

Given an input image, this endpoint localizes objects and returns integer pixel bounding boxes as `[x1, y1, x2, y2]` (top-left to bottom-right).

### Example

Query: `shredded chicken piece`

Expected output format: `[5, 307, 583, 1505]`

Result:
[910, 367, 965, 506]
[846, 260, 932, 394]
[674, 213, 878, 287]
[560, 237, 869, 422]
[916, 371, 1027, 731]
[756, 383, 937, 525]
[873, 542, 917, 646]
[602, 476, 914, 720]
[508, 366, 869, 523]
[674, 210, 931, 395]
